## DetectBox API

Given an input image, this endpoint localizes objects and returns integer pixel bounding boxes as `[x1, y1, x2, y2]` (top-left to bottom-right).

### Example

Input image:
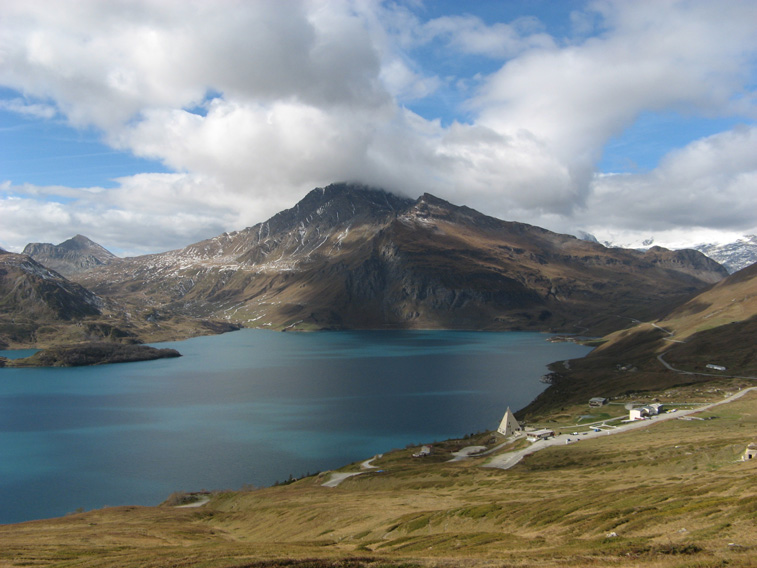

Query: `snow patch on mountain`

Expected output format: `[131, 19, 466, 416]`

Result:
[692, 235, 757, 274]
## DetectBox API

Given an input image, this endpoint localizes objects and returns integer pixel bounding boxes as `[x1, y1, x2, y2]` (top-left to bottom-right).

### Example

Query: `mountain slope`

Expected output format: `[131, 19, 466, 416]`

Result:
[0, 251, 103, 321]
[521, 262, 757, 418]
[23, 234, 117, 276]
[76, 183, 727, 335]
[0, 250, 104, 346]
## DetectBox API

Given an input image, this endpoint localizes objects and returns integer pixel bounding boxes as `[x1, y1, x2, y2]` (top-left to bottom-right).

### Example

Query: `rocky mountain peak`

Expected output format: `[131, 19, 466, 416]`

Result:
[64, 234, 111, 252]
[23, 235, 116, 277]
[407, 192, 530, 234]
[268, 182, 414, 232]
[177, 184, 415, 267]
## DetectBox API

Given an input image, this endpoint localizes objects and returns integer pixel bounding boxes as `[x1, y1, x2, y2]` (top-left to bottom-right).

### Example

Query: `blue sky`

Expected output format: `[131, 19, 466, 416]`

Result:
[0, 93, 169, 188]
[1, 0, 756, 256]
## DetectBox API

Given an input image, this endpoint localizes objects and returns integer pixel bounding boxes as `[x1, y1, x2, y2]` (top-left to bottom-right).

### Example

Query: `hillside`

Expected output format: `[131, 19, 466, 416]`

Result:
[0, 250, 103, 347]
[74, 183, 727, 336]
[0, 248, 241, 349]
[520, 261, 757, 418]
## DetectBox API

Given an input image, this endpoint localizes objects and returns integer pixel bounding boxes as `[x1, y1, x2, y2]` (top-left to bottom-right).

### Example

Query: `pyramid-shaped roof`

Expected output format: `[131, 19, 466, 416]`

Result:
[497, 407, 521, 437]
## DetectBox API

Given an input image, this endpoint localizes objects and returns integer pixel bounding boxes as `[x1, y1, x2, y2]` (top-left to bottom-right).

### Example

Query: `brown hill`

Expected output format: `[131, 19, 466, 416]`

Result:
[0, 250, 104, 347]
[76, 184, 727, 335]
[0, 249, 241, 349]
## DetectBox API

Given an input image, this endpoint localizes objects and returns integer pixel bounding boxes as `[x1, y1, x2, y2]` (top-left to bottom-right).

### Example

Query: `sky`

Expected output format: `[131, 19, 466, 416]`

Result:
[1, 0, 756, 257]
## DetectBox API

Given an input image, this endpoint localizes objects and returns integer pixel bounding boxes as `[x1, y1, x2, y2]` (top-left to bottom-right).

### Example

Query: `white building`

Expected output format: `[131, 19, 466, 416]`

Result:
[527, 429, 554, 442]
[412, 445, 432, 458]
[630, 404, 663, 420]
[743, 443, 757, 461]
[630, 407, 649, 420]
[497, 407, 522, 437]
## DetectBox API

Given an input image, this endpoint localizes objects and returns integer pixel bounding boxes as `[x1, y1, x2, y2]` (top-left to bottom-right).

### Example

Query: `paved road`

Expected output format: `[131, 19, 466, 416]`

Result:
[322, 455, 381, 487]
[448, 445, 487, 462]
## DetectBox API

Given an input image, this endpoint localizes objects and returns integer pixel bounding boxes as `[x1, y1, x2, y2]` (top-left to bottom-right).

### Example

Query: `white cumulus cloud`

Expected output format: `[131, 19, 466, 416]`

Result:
[0, 0, 755, 254]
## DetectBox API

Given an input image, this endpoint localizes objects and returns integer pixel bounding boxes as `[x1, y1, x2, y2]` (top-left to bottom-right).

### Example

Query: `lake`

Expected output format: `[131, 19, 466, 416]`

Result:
[0, 329, 591, 524]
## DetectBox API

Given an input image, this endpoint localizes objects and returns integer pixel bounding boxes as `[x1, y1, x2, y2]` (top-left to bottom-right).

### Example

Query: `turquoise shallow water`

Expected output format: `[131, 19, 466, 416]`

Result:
[0, 329, 591, 523]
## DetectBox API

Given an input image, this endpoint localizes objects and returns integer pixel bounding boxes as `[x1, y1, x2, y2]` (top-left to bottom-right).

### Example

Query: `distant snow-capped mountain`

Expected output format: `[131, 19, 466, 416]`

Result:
[576, 233, 757, 274]
[692, 235, 757, 274]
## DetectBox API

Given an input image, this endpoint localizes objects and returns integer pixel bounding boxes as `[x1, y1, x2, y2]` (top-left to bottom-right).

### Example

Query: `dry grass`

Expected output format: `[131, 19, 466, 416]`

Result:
[2, 392, 756, 568]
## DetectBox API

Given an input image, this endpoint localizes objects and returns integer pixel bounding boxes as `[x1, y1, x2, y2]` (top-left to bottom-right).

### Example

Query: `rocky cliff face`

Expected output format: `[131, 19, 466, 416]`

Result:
[23, 234, 117, 277]
[73, 183, 728, 335]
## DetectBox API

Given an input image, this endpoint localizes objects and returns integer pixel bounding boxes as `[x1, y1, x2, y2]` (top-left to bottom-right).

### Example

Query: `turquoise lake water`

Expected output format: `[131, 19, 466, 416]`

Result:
[0, 329, 591, 524]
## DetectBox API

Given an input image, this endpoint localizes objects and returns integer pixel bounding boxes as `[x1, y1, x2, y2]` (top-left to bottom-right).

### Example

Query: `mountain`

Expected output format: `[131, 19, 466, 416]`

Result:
[23, 234, 117, 277]
[0, 250, 103, 320]
[0, 250, 104, 347]
[75, 183, 728, 336]
[692, 235, 757, 274]
[580, 233, 757, 274]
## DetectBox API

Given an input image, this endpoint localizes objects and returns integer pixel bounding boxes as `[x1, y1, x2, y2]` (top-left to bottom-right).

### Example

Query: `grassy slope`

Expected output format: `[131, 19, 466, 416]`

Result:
[2, 390, 755, 568]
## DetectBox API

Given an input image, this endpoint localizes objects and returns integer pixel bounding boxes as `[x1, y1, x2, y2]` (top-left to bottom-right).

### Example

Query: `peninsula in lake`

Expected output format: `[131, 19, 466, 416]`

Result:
[0, 342, 181, 367]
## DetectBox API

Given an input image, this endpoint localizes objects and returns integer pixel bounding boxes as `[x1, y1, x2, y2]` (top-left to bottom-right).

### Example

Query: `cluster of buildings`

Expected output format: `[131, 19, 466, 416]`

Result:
[496, 396, 666, 444]
[494, 398, 757, 465]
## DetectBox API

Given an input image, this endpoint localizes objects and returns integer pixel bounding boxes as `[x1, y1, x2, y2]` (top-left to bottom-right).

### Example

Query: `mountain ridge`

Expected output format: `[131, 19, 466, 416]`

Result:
[69, 183, 727, 336]
[692, 235, 757, 273]
[580, 232, 757, 274]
